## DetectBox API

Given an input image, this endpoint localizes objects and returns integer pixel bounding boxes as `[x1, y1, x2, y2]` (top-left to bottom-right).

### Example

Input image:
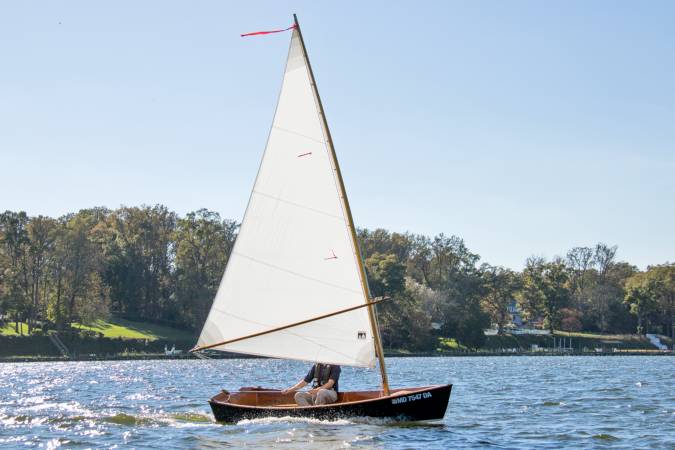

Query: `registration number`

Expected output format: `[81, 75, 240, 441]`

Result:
[391, 391, 432, 405]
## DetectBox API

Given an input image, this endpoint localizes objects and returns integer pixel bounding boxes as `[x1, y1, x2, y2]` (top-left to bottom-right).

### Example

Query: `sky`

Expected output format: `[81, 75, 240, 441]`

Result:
[1, 1, 674, 270]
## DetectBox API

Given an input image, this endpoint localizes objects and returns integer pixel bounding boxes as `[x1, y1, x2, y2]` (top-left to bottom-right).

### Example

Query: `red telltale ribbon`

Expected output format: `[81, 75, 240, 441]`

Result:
[241, 24, 296, 38]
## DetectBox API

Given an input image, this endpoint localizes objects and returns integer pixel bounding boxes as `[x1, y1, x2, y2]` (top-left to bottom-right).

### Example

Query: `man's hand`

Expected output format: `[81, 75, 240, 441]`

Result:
[283, 379, 307, 396]
[308, 388, 319, 395]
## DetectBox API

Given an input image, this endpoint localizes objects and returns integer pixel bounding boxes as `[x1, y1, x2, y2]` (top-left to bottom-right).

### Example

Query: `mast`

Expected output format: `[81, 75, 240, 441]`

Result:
[293, 14, 390, 396]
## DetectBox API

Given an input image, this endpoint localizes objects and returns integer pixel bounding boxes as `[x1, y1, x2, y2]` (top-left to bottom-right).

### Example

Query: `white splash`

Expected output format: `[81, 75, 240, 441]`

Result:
[237, 416, 353, 426]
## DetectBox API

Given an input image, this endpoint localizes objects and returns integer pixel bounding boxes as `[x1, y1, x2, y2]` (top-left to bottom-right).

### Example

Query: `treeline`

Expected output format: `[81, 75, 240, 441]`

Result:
[0, 207, 673, 351]
[360, 230, 673, 349]
[0, 207, 236, 334]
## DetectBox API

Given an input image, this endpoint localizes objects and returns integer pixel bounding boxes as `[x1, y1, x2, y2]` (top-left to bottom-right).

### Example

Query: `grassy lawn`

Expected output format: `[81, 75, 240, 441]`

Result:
[1, 317, 194, 341]
[552, 330, 657, 347]
[438, 337, 470, 351]
[73, 317, 194, 341]
[0, 322, 30, 336]
[553, 330, 644, 341]
[483, 330, 657, 350]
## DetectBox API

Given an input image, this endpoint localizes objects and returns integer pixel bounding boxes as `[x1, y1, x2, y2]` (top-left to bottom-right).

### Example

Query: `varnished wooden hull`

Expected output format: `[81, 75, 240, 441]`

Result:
[209, 384, 451, 423]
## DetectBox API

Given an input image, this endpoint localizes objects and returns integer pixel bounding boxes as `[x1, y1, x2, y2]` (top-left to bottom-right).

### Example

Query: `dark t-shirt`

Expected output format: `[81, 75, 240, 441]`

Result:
[304, 364, 341, 392]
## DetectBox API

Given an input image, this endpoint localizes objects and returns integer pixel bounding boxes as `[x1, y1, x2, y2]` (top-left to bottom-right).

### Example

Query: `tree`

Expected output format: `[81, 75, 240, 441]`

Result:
[0, 211, 30, 333]
[559, 308, 583, 331]
[519, 257, 570, 332]
[648, 264, 675, 339]
[103, 205, 176, 322]
[57, 212, 110, 328]
[479, 265, 521, 334]
[357, 229, 411, 264]
[624, 283, 656, 335]
[24, 216, 58, 332]
[365, 253, 406, 298]
[173, 209, 237, 330]
[517, 256, 546, 323]
[566, 246, 594, 312]
[364, 253, 424, 349]
[585, 260, 636, 332]
[626, 264, 675, 337]
[407, 234, 432, 286]
[594, 243, 617, 281]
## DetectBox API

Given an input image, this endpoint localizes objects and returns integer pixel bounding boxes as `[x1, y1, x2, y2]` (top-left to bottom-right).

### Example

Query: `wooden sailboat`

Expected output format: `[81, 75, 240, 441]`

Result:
[191, 15, 451, 423]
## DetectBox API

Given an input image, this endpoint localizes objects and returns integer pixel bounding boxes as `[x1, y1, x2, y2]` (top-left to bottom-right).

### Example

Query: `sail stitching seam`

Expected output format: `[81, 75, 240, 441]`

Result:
[273, 125, 326, 145]
[252, 190, 343, 221]
[233, 251, 362, 294]
[212, 307, 368, 341]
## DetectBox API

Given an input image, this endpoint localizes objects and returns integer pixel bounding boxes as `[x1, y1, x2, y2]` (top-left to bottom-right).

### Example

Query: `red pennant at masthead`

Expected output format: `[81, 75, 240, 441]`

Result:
[241, 24, 296, 38]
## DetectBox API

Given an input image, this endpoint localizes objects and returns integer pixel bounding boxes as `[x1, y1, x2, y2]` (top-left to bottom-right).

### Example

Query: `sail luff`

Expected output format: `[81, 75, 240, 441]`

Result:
[292, 14, 390, 395]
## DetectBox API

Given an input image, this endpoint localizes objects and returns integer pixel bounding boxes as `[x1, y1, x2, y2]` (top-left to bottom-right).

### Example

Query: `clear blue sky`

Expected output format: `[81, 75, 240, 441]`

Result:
[1, 1, 673, 270]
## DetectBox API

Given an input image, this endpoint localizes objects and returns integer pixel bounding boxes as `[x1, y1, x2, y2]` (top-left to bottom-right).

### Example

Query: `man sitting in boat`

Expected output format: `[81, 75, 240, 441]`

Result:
[281, 363, 341, 406]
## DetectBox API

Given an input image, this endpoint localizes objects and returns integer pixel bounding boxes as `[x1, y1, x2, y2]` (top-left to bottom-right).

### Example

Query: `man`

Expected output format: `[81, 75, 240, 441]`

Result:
[281, 363, 341, 406]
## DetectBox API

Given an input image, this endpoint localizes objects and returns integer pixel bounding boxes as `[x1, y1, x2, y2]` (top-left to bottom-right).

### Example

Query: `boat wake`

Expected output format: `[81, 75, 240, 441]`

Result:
[237, 416, 354, 426]
[235, 415, 437, 427]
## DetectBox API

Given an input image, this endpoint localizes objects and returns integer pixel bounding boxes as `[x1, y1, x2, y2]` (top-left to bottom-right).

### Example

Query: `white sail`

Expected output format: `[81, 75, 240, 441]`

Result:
[196, 29, 376, 368]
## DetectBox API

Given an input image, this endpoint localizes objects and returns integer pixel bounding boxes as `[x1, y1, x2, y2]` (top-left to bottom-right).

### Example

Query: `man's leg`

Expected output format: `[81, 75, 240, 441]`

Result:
[314, 389, 338, 405]
[294, 391, 314, 406]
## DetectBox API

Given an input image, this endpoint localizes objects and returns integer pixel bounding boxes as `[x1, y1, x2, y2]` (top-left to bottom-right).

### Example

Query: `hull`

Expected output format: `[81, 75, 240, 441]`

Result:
[209, 384, 451, 423]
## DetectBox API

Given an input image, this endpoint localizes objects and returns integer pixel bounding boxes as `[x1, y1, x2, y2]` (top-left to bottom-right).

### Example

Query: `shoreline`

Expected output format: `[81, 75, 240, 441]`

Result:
[1, 350, 671, 364]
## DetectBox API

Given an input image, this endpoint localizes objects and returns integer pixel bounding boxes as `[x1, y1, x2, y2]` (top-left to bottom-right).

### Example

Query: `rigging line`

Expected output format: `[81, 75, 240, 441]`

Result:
[252, 190, 343, 221]
[273, 125, 326, 145]
[232, 251, 363, 295]
[191, 297, 388, 352]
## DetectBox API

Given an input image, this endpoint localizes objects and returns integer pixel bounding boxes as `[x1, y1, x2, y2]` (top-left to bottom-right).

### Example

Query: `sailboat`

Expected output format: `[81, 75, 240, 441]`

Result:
[191, 15, 451, 423]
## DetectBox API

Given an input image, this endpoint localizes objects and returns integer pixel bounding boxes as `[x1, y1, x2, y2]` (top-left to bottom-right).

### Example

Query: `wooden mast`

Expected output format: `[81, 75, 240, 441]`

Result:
[293, 14, 390, 396]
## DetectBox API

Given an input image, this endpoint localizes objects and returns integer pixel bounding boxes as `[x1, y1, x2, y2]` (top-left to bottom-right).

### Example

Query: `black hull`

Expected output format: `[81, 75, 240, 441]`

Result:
[209, 384, 451, 423]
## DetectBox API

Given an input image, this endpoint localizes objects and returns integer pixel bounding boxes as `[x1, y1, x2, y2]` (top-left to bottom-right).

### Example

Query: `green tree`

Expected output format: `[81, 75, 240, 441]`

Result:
[365, 253, 406, 298]
[648, 264, 675, 339]
[24, 216, 58, 332]
[103, 205, 176, 322]
[57, 212, 110, 327]
[174, 209, 237, 330]
[0, 211, 30, 333]
[625, 264, 675, 337]
[519, 257, 571, 332]
[480, 265, 521, 334]
[364, 253, 426, 349]
[566, 246, 594, 312]
[358, 229, 411, 264]
[624, 283, 656, 335]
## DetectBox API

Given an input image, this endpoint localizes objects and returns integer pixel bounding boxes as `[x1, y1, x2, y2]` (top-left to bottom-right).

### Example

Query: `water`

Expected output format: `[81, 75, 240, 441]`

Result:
[0, 356, 673, 449]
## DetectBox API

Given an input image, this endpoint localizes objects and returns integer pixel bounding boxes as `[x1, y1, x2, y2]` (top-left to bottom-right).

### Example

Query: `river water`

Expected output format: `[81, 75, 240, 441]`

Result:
[0, 356, 673, 449]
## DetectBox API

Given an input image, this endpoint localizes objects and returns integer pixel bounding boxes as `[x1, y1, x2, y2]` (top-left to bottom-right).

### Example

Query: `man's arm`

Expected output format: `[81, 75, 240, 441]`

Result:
[309, 378, 335, 394]
[281, 379, 307, 395]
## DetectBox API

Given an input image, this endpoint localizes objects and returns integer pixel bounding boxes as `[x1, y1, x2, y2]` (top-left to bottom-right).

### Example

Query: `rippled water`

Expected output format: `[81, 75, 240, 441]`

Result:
[0, 356, 673, 449]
